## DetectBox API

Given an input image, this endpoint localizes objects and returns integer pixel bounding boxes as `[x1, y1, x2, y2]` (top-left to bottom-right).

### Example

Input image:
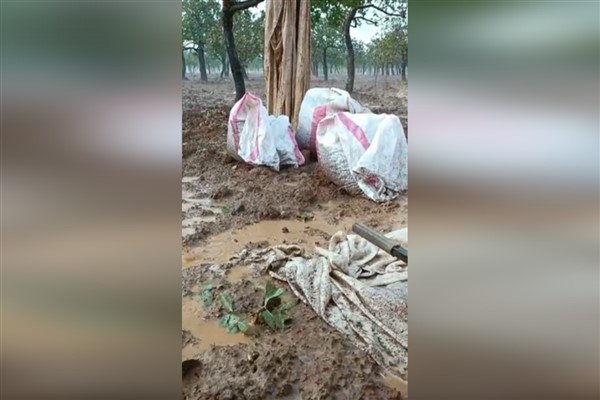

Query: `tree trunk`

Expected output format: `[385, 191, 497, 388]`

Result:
[264, 0, 311, 130]
[220, 56, 226, 78]
[343, 8, 358, 93]
[196, 47, 208, 82]
[385, 64, 389, 75]
[322, 48, 328, 81]
[222, 6, 246, 101]
[182, 49, 188, 80]
[242, 64, 249, 80]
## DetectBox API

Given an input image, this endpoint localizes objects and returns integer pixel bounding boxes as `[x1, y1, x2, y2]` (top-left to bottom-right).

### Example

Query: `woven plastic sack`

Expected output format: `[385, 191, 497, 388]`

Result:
[227, 92, 304, 171]
[316, 112, 407, 202]
[297, 88, 370, 155]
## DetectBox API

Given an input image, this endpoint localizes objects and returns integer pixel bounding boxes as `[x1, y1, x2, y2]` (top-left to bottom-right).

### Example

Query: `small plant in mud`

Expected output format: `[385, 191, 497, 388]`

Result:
[257, 281, 296, 332]
[195, 284, 221, 307]
[218, 292, 249, 334]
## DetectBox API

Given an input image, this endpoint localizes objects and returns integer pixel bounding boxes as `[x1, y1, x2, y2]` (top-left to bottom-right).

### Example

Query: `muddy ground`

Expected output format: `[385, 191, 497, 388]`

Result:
[182, 73, 408, 400]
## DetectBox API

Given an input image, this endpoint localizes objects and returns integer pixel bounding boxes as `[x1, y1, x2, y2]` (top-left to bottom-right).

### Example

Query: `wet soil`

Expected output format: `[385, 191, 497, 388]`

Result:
[182, 73, 408, 399]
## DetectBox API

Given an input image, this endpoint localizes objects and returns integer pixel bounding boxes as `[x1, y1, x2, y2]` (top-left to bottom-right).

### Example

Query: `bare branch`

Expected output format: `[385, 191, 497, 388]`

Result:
[356, 16, 378, 25]
[230, 0, 265, 13]
[359, 3, 406, 18]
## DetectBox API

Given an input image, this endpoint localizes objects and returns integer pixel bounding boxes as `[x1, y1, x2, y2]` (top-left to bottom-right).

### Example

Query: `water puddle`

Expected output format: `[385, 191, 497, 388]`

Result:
[182, 297, 249, 361]
[226, 264, 252, 283]
[183, 211, 355, 267]
[382, 373, 408, 399]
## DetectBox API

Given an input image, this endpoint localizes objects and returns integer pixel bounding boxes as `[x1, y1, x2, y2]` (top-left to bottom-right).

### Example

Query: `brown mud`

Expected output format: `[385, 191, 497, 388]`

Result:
[182, 74, 408, 400]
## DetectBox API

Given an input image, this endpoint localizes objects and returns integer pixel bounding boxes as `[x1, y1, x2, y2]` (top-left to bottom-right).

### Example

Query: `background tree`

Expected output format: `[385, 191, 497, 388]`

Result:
[205, 20, 229, 78]
[311, 14, 343, 81]
[184, 49, 200, 76]
[313, 0, 406, 92]
[222, 0, 265, 101]
[234, 10, 265, 79]
[353, 39, 367, 75]
[182, 0, 221, 82]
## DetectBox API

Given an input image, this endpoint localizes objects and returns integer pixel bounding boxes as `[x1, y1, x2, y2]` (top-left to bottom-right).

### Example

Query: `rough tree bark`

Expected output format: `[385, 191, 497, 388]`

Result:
[264, 0, 311, 129]
[222, 0, 264, 101]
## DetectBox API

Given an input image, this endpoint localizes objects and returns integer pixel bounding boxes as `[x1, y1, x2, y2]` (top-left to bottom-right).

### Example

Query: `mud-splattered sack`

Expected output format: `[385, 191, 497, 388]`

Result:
[227, 92, 304, 171]
[297, 88, 370, 155]
[316, 112, 407, 202]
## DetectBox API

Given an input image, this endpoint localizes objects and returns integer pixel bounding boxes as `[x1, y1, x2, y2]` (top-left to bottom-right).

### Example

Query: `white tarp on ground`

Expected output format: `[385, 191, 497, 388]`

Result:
[243, 228, 409, 379]
[227, 92, 305, 171]
[297, 87, 371, 154]
[316, 112, 408, 202]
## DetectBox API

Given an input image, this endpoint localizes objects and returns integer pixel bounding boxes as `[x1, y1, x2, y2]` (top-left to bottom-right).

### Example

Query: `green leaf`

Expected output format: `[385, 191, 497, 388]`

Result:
[237, 320, 249, 332]
[272, 309, 286, 331]
[198, 284, 220, 307]
[203, 283, 218, 291]
[261, 309, 277, 331]
[227, 324, 240, 334]
[219, 314, 231, 327]
[219, 292, 234, 313]
[278, 301, 297, 313]
[264, 281, 284, 306]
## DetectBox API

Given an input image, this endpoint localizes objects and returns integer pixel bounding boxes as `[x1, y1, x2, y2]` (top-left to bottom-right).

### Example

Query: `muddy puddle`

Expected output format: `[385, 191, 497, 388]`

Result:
[182, 296, 250, 361]
[182, 207, 356, 267]
[383, 373, 409, 399]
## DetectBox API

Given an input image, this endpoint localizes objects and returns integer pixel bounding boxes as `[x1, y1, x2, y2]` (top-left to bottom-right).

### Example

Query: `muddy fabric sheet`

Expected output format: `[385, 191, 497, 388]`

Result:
[245, 229, 408, 378]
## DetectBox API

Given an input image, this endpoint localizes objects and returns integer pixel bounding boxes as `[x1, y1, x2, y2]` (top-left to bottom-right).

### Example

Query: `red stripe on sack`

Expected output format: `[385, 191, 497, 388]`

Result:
[337, 112, 369, 150]
[231, 93, 253, 151]
[310, 104, 328, 155]
[248, 99, 261, 163]
[288, 127, 305, 166]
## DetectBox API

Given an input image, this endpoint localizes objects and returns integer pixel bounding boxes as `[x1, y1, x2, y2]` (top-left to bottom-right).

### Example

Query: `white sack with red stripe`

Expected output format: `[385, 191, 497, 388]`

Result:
[316, 112, 408, 202]
[227, 92, 304, 171]
[297, 88, 370, 154]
